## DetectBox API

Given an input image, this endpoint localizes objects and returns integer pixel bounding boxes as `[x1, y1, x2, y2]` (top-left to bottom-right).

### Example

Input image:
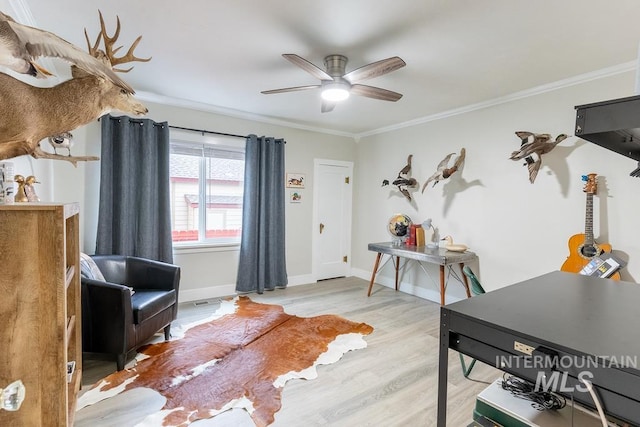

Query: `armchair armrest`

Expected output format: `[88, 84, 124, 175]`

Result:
[81, 278, 134, 354]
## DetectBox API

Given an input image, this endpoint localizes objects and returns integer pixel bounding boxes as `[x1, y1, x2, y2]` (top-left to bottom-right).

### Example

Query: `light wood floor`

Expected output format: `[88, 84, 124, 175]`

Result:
[76, 276, 500, 427]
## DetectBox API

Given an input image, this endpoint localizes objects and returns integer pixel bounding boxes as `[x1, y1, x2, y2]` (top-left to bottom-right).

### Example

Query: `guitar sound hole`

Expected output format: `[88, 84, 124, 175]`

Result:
[581, 245, 599, 258]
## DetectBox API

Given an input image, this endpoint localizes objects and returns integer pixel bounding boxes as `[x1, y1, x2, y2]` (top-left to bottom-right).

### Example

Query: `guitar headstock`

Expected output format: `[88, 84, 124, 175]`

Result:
[581, 173, 598, 194]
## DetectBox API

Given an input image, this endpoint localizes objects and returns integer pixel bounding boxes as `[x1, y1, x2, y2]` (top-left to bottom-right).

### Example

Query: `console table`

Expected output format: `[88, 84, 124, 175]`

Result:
[367, 242, 477, 305]
[438, 270, 640, 426]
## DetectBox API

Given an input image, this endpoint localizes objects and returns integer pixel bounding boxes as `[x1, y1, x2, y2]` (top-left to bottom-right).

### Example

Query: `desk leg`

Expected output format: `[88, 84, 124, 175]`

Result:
[460, 263, 472, 298]
[367, 252, 383, 297]
[394, 256, 400, 291]
[439, 265, 445, 305]
[437, 308, 450, 427]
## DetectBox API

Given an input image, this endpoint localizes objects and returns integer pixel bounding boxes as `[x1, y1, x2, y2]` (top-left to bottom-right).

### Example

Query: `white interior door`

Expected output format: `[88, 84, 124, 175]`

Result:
[313, 159, 353, 281]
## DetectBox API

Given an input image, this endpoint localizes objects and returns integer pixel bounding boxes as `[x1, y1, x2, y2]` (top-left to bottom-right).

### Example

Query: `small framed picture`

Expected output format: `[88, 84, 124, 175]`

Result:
[286, 173, 305, 188]
[290, 191, 302, 203]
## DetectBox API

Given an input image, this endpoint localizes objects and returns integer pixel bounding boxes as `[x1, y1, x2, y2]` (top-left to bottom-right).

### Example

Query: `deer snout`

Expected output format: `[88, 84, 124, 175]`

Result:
[109, 90, 149, 117]
[127, 97, 148, 116]
[134, 104, 149, 116]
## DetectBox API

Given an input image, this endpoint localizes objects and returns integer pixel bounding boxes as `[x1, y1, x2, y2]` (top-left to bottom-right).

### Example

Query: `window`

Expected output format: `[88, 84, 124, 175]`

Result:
[169, 131, 245, 246]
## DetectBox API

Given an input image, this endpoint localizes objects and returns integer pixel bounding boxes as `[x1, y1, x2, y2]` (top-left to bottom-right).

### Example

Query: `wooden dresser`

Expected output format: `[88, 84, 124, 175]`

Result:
[0, 203, 82, 426]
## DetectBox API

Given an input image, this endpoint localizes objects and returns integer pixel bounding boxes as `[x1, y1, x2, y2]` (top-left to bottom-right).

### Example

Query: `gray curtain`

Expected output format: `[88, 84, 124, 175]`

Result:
[96, 115, 173, 263]
[236, 134, 288, 293]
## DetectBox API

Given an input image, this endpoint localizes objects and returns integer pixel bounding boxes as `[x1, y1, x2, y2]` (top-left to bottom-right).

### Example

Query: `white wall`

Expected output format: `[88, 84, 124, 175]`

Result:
[352, 70, 639, 300]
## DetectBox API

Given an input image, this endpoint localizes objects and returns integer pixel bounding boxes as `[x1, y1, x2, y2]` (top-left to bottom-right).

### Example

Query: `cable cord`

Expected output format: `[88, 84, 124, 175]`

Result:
[580, 378, 608, 427]
[500, 373, 566, 411]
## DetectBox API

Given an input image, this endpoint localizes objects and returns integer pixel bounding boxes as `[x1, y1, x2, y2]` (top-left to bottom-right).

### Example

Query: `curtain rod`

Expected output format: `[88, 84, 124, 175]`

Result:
[168, 125, 248, 139]
[102, 116, 248, 139]
[104, 117, 283, 142]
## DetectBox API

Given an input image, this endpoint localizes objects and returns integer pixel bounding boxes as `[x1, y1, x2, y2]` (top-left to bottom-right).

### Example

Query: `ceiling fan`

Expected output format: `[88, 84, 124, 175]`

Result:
[261, 54, 406, 112]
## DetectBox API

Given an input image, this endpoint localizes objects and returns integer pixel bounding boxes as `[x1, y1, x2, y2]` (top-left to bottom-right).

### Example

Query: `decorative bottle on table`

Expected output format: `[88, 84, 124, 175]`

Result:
[407, 224, 417, 245]
[415, 224, 425, 246]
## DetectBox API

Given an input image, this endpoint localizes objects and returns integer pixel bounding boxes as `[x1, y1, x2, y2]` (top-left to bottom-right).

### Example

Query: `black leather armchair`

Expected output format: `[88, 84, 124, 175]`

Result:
[81, 255, 181, 370]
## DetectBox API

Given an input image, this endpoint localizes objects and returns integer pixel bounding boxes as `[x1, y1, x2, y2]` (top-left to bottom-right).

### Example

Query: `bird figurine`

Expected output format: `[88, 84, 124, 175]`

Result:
[394, 154, 418, 201]
[509, 132, 568, 183]
[422, 148, 466, 192]
[392, 176, 418, 201]
[441, 235, 468, 252]
[0, 11, 134, 92]
[24, 175, 39, 202]
[383, 154, 418, 201]
[514, 131, 536, 166]
[13, 174, 27, 202]
[48, 132, 73, 156]
[398, 154, 412, 176]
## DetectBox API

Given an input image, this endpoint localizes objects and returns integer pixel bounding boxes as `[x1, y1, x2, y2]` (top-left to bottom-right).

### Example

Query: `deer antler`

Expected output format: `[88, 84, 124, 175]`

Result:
[83, 26, 101, 58]
[85, 10, 152, 73]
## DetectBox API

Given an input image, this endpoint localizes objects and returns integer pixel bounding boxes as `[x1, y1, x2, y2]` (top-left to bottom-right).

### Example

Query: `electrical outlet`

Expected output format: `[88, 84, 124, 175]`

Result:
[514, 341, 534, 355]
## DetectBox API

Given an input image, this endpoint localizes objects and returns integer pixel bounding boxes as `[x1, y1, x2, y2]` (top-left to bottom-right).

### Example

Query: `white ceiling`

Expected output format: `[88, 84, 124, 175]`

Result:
[9, 0, 640, 137]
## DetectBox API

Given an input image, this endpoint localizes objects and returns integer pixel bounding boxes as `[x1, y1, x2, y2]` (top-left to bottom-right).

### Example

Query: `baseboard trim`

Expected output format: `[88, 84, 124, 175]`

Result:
[178, 270, 463, 304]
[178, 284, 236, 303]
[351, 267, 463, 304]
[178, 274, 317, 303]
[287, 274, 315, 287]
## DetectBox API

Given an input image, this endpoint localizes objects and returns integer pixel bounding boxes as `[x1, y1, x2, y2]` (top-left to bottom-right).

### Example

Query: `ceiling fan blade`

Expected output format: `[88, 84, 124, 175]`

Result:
[321, 100, 336, 113]
[350, 84, 403, 101]
[343, 56, 406, 84]
[283, 54, 333, 81]
[261, 85, 321, 95]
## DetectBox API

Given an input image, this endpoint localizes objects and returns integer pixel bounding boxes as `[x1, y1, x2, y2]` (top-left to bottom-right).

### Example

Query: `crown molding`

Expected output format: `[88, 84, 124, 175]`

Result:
[136, 91, 355, 139]
[355, 61, 636, 138]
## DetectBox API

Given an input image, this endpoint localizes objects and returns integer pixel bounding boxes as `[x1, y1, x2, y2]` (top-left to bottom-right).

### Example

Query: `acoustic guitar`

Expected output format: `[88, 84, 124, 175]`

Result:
[561, 173, 620, 280]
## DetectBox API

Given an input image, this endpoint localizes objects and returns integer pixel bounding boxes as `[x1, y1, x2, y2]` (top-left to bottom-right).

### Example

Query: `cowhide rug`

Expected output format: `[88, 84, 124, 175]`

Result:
[77, 296, 374, 426]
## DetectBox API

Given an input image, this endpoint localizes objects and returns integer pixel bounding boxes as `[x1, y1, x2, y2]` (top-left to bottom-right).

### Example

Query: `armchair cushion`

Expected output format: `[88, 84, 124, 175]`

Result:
[132, 290, 177, 324]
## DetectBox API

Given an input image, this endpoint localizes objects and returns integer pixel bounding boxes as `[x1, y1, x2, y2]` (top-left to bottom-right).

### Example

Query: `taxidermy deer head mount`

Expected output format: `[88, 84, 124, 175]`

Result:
[0, 11, 151, 165]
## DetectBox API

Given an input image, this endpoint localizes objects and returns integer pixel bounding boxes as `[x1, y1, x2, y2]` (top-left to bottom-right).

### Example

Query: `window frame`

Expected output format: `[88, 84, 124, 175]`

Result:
[169, 129, 245, 249]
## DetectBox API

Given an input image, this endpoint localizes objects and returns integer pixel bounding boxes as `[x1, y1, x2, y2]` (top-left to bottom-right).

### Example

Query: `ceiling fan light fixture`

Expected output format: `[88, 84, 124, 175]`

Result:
[321, 83, 350, 102]
[263, 54, 405, 110]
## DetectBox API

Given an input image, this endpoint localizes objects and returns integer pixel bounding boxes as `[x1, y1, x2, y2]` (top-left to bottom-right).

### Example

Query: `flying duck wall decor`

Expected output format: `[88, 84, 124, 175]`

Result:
[510, 132, 568, 183]
[422, 148, 466, 192]
[382, 154, 418, 202]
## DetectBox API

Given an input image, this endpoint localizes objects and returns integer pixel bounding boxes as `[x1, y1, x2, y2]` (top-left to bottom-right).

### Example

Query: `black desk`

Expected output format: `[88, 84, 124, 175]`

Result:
[437, 271, 640, 426]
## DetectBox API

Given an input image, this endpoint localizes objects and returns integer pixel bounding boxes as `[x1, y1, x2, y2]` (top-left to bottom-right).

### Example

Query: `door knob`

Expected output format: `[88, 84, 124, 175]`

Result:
[319, 223, 325, 234]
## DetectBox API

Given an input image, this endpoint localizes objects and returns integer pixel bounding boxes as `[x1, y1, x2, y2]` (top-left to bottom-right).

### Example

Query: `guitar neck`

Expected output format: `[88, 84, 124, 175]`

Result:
[584, 192, 594, 245]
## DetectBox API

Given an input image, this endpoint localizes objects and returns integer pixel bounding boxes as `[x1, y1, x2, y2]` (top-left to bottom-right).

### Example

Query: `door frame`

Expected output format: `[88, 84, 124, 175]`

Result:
[312, 158, 354, 281]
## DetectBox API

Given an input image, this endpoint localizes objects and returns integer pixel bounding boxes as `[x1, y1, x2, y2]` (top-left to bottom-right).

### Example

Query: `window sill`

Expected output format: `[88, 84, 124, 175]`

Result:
[173, 243, 240, 254]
